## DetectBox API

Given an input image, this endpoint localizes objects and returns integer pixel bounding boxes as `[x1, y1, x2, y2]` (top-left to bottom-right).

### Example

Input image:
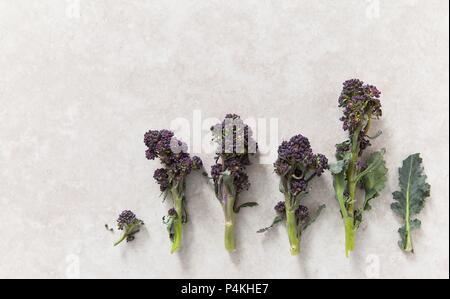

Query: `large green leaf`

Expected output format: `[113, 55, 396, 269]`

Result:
[361, 149, 388, 211]
[391, 153, 430, 252]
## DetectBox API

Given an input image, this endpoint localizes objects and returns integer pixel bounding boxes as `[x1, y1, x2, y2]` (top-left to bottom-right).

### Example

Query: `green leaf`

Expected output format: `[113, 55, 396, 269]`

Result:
[335, 141, 351, 160]
[361, 149, 388, 211]
[163, 215, 175, 240]
[330, 152, 352, 174]
[301, 204, 326, 231]
[222, 171, 237, 198]
[161, 190, 170, 202]
[367, 130, 383, 140]
[279, 177, 287, 194]
[330, 160, 346, 174]
[355, 148, 386, 183]
[391, 153, 430, 252]
[257, 216, 284, 233]
[397, 220, 421, 251]
[214, 178, 221, 200]
[331, 152, 351, 219]
[234, 202, 258, 213]
[353, 210, 363, 229]
[182, 202, 189, 224]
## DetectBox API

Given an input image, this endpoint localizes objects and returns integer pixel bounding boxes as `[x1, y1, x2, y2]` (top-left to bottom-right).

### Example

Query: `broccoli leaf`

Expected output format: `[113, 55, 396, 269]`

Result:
[331, 153, 351, 218]
[301, 204, 326, 231]
[163, 215, 175, 241]
[234, 202, 258, 213]
[391, 153, 430, 252]
[335, 141, 351, 161]
[361, 149, 388, 211]
[279, 177, 287, 194]
[367, 130, 383, 140]
[222, 171, 237, 198]
[330, 160, 347, 174]
[330, 152, 352, 174]
[257, 216, 284, 233]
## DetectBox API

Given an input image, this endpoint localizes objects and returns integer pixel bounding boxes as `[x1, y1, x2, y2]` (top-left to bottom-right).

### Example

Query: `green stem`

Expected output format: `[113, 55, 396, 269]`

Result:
[345, 217, 355, 257]
[170, 189, 183, 254]
[404, 228, 413, 252]
[343, 128, 361, 257]
[286, 207, 300, 256]
[347, 131, 360, 214]
[224, 195, 236, 252]
[114, 233, 127, 247]
[404, 160, 414, 252]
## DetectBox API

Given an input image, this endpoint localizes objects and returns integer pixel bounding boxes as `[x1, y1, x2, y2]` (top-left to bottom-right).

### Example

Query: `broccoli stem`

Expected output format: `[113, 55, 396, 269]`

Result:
[114, 233, 127, 247]
[404, 226, 413, 252]
[404, 183, 414, 252]
[170, 190, 183, 254]
[284, 193, 300, 256]
[343, 128, 361, 257]
[344, 217, 355, 257]
[114, 222, 139, 247]
[224, 195, 236, 252]
[286, 207, 300, 256]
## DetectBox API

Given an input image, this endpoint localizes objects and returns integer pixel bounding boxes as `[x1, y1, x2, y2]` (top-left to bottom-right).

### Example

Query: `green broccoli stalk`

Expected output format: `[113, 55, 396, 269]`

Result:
[391, 154, 431, 253]
[258, 134, 328, 256]
[210, 114, 258, 252]
[330, 79, 388, 257]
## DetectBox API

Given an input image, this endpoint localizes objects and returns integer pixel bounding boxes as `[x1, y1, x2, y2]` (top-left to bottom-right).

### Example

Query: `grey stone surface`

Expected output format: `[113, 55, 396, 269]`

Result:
[0, 0, 448, 279]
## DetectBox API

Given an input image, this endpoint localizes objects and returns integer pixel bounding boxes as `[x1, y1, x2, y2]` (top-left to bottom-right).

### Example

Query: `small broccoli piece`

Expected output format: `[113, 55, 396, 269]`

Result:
[114, 210, 144, 247]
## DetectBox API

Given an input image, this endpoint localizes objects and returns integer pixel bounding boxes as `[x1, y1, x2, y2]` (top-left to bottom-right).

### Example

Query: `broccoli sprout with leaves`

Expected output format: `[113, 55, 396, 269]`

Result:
[391, 153, 431, 253]
[114, 210, 144, 246]
[258, 134, 328, 256]
[210, 114, 258, 252]
[330, 79, 388, 257]
[144, 129, 203, 253]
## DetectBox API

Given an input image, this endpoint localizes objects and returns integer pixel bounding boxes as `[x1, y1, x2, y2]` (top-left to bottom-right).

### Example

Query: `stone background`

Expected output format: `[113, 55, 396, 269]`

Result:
[0, 0, 448, 279]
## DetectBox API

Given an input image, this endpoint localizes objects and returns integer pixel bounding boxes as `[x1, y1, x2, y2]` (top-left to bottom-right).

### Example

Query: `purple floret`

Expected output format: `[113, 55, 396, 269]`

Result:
[338, 79, 382, 135]
[117, 210, 137, 230]
[154, 168, 170, 192]
[274, 201, 286, 215]
[291, 179, 308, 196]
[144, 129, 202, 191]
[211, 114, 258, 195]
[296, 205, 309, 221]
[274, 134, 328, 197]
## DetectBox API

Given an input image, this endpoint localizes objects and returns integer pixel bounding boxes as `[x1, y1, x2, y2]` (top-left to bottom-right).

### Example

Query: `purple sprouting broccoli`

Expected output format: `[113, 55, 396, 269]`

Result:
[114, 210, 144, 246]
[258, 134, 328, 255]
[144, 129, 203, 253]
[210, 114, 258, 252]
[330, 79, 388, 257]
